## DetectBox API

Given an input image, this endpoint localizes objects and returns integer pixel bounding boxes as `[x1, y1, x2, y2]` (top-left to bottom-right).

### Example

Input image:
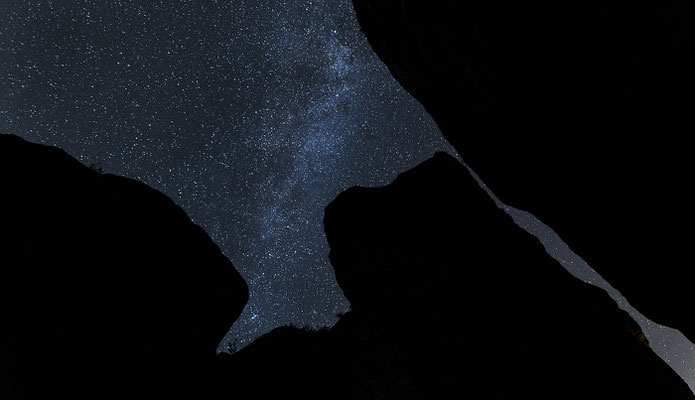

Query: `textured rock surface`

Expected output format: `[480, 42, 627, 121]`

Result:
[0, 134, 248, 399]
[352, 0, 695, 343]
[227, 152, 693, 399]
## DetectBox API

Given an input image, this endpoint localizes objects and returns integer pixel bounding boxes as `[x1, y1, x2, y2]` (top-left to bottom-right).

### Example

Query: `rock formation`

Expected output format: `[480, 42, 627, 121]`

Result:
[352, 0, 695, 344]
[0, 134, 248, 399]
[226, 152, 693, 399]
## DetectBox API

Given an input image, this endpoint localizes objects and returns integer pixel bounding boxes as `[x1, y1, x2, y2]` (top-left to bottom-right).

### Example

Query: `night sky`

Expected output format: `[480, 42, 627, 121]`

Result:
[0, 0, 454, 349]
[1, 0, 693, 391]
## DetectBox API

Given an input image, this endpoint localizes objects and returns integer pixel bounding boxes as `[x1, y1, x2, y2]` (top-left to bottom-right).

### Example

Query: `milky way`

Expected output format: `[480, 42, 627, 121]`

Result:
[0, 0, 454, 349]
[2, 0, 694, 390]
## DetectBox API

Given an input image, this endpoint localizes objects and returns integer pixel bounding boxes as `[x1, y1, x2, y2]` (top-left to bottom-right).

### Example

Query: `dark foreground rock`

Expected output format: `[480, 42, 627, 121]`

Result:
[351, 0, 695, 344]
[0, 134, 248, 399]
[226, 152, 693, 399]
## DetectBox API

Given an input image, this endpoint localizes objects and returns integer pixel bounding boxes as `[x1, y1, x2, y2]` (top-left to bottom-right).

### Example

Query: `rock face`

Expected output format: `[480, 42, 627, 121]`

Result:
[227, 152, 694, 399]
[352, 0, 695, 344]
[0, 134, 248, 399]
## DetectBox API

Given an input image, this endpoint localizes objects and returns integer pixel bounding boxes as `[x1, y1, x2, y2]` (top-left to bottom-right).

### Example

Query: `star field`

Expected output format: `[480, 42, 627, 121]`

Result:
[468, 168, 695, 390]
[505, 204, 695, 390]
[0, 0, 455, 349]
[1, 0, 694, 390]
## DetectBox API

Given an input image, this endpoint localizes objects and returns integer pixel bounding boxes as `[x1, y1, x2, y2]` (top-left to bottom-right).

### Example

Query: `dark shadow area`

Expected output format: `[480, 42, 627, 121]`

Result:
[352, 0, 695, 347]
[0, 134, 248, 399]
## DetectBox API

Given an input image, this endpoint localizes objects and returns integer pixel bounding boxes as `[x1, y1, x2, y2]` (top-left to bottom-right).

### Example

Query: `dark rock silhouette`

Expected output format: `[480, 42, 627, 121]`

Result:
[226, 152, 693, 399]
[351, 0, 695, 344]
[0, 134, 248, 399]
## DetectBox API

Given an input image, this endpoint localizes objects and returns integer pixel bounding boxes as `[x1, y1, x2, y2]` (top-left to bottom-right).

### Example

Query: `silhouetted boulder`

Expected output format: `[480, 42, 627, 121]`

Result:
[228, 152, 693, 399]
[352, 0, 695, 344]
[0, 134, 248, 399]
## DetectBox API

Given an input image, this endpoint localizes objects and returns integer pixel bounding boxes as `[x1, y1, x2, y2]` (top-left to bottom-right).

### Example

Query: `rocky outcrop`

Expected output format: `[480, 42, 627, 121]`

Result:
[0, 134, 248, 399]
[352, 0, 695, 344]
[226, 152, 693, 399]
